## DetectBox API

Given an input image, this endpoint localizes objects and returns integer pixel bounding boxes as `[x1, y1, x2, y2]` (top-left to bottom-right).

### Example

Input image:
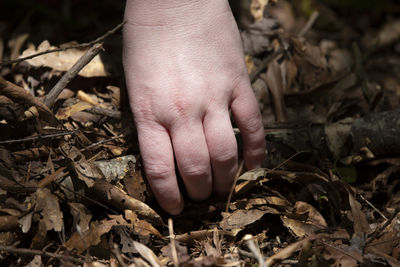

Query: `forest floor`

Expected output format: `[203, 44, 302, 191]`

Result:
[1, 0, 400, 266]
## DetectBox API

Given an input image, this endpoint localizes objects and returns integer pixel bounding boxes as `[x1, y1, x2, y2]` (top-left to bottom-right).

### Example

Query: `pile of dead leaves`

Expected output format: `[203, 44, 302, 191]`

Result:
[0, 0, 400, 266]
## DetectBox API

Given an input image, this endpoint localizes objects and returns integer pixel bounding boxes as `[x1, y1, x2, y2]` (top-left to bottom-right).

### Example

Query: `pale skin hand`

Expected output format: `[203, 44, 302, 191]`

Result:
[123, 0, 265, 215]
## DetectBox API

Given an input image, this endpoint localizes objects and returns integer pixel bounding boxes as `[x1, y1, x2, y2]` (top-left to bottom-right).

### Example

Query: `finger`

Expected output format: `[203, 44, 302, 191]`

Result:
[231, 84, 265, 170]
[137, 122, 184, 215]
[203, 111, 238, 196]
[171, 122, 212, 201]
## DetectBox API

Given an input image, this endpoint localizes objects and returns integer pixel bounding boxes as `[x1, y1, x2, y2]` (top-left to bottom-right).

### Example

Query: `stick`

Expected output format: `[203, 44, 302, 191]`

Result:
[225, 160, 244, 212]
[168, 218, 179, 267]
[86, 106, 121, 119]
[0, 21, 124, 67]
[298, 11, 319, 37]
[364, 208, 400, 250]
[44, 43, 103, 108]
[0, 245, 85, 264]
[80, 135, 124, 152]
[0, 130, 77, 145]
[250, 49, 282, 83]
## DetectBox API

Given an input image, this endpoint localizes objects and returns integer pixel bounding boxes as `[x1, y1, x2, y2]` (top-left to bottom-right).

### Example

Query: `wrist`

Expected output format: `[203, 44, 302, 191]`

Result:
[124, 0, 231, 28]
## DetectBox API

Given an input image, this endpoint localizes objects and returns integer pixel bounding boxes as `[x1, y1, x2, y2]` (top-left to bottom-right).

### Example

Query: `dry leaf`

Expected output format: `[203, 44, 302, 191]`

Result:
[95, 155, 136, 183]
[20, 40, 107, 77]
[241, 17, 279, 55]
[133, 241, 162, 267]
[348, 192, 371, 235]
[220, 209, 271, 235]
[68, 202, 92, 233]
[34, 188, 63, 232]
[250, 0, 269, 21]
[92, 179, 162, 226]
[56, 101, 92, 120]
[65, 218, 119, 254]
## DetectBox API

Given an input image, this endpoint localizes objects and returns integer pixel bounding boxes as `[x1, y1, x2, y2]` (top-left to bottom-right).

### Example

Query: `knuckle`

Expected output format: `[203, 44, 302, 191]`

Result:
[144, 164, 172, 180]
[179, 160, 209, 178]
[244, 111, 263, 135]
[212, 146, 237, 165]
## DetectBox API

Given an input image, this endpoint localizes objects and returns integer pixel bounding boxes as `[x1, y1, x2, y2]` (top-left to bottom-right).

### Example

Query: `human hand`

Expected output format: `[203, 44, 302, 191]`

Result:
[123, 0, 265, 214]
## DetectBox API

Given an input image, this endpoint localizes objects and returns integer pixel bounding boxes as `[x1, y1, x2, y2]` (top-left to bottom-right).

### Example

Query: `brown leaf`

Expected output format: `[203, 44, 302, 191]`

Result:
[56, 101, 92, 120]
[241, 17, 279, 55]
[65, 218, 119, 254]
[294, 201, 327, 228]
[123, 163, 147, 203]
[265, 237, 311, 266]
[68, 202, 92, 233]
[250, 0, 269, 21]
[92, 179, 162, 226]
[133, 241, 162, 267]
[0, 216, 19, 231]
[20, 40, 107, 77]
[174, 229, 234, 244]
[34, 188, 63, 232]
[220, 209, 271, 235]
[348, 192, 371, 235]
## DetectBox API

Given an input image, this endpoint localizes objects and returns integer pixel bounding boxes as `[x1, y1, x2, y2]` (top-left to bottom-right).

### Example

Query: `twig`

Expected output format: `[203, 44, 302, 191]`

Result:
[44, 43, 103, 108]
[364, 208, 400, 250]
[359, 194, 387, 220]
[0, 21, 124, 67]
[86, 106, 122, 119]
[168, 218, 179, 267]
[238, 248, 257, 259]
[0, 245, 85, 264]
[250, 49, 283, 83]
[0, 130, 77, 145]
[56, 181, 119, 215]
[298, 11, 320, 37]
[225, 160, 244, 212]
[80, 135, 124, 152]
[318, 241, 362, 263]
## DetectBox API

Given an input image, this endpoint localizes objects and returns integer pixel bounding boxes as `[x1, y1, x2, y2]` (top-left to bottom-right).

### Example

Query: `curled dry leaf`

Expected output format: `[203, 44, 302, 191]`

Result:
[124, 210, 161, 237]
[133, 241, 162, 267]
[92, 179, 162, 226]
[281, 202, 327, 238]
[20, 40, 107, 77]
[56, 101, 93, 120]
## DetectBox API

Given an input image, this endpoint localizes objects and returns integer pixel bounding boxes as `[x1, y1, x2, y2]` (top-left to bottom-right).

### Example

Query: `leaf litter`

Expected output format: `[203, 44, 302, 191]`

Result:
[1, 0, 400, 266]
